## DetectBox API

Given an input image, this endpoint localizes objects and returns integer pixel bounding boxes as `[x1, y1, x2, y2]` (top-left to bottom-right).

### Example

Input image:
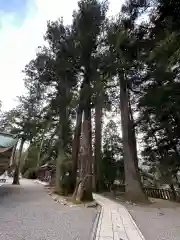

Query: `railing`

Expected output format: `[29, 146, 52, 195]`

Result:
[110, 184, 180, 201]
[143, 187, 180, 201]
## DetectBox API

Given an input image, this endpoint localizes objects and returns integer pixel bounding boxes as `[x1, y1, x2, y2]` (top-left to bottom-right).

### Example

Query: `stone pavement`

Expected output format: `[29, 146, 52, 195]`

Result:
[93, 194, 145, 240]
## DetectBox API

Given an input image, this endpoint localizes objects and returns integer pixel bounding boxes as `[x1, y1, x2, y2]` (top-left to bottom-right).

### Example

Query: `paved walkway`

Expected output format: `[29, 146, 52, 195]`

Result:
[93, 194, 145, 240]
[0, 179, 97, 240]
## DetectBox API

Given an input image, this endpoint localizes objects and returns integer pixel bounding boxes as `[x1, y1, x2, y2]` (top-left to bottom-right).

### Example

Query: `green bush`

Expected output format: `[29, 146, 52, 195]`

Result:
[23, 168, 38, 179]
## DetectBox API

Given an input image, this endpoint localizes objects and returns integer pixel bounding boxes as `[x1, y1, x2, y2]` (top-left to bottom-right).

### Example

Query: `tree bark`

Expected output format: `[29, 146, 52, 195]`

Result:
[10, 140, 18, 166]
[55, 101, 68, 194]
[94, 99, 103, 192]
[74, 72, 93, 201]
[119, 73, 147, 202]
[75, 118, 93, 201]
[128, 99, 138, 171]
[170, 183, 177, 201]
[72, 105, 83, 187]
[55, 145, 65, 194]
[13, 139, 25, 185]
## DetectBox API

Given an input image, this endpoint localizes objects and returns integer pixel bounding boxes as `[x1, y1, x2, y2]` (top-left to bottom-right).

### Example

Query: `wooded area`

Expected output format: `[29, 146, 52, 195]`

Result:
[1, 0, 180, 202]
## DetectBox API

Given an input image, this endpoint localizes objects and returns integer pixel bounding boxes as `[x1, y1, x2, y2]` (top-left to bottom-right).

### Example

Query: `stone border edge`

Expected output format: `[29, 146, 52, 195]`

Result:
[90, 204, 102, 240]
[124, 206, 145, 240]
[35, 179, 103, 239]
[34, 179, 48, 186]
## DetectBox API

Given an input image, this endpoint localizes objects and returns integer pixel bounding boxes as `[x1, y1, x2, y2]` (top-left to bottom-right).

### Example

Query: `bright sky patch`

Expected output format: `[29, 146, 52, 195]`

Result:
[0, 0, 28, 27]
[0, 0, 122, 111]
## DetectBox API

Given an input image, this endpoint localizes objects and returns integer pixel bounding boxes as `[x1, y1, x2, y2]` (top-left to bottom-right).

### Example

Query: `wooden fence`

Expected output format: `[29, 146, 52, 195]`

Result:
[143, 187, 180, 201]
[111, 184, 180, 201]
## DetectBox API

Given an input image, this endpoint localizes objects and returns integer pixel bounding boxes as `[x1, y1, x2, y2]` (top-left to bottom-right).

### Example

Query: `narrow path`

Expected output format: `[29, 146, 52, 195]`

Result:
[98, 193, 180, 240]
[93, 193, 145, 240]
[0, 179, 97, 240]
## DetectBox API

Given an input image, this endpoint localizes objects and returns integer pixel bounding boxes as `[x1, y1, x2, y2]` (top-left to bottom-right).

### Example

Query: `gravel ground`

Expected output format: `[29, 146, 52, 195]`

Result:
[0, 179, 97, 240]
[126, 202, 180, 240]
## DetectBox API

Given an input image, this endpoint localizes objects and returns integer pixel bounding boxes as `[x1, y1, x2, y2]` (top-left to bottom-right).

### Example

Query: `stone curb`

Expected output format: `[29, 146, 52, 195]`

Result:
[90, 204, 102, 240]
[123, 206, 145, 240]
[34, 179, 48, 186]
[35, 180, 103, 239]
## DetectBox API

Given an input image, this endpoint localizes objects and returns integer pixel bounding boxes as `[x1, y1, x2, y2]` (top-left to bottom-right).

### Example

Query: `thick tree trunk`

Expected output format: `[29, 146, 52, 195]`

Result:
[55, 145, 65, 194]
[10, 141, 18, 166]
[72, 105, 83, 187]
[94, 100, 103, 192]
[128, 99, 138, 171]
[119, 74, 147, 202]
[74, 76, 93, 201]
[55, 103, 68, 194]
[75, 118, 93, 201]
[13, 139, 25, 185]
[170, 183, 177, 201]
[55, 87, 72, 194]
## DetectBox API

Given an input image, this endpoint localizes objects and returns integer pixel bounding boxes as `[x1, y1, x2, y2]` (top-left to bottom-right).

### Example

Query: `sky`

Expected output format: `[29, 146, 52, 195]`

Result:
[0, 0, 122, 111]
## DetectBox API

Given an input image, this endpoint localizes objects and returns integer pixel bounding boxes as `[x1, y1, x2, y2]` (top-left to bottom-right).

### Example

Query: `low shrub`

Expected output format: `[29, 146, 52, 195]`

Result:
[23, 167, 38, 179]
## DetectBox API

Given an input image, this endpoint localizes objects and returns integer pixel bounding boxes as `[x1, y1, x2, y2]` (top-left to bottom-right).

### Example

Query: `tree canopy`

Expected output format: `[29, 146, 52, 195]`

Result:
[1, 0, 180, 202]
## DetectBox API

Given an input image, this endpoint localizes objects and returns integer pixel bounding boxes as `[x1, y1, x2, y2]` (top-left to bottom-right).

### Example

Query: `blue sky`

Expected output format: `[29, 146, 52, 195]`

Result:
[0, 0, 26, 12]
[0, 0, 121, 111]
[0, 0, 30, 27]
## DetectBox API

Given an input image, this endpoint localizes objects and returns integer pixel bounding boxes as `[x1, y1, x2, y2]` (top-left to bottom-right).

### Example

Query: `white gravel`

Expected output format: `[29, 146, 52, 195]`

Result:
[127, 204, 180, 240]
[0, 179, 97, 240]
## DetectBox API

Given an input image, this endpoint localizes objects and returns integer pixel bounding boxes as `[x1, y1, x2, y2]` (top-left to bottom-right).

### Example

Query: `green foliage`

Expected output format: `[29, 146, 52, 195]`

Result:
[1, 0, 180, 200]
[21, 145, 39, 175]
[137, 0, 180, 187]
[100, 120, 124, 188]
[150, 0, 180, 66]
